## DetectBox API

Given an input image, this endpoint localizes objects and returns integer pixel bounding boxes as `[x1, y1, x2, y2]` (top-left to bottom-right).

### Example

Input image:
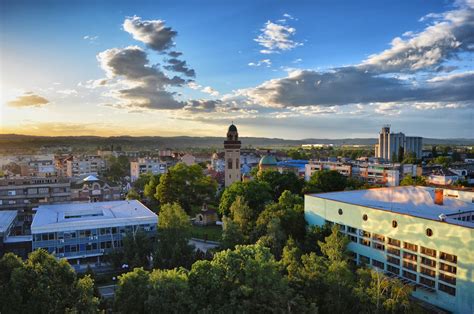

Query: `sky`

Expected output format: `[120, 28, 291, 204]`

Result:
[0, 0, 473, 139]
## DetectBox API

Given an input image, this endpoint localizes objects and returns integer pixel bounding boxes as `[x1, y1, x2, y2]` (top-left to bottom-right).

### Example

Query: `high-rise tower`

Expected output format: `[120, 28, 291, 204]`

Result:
[224, 123, 241, 187]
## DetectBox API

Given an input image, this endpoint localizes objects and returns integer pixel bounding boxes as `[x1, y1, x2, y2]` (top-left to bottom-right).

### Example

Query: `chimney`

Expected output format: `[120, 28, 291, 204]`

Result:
[434, 188, 444, 205]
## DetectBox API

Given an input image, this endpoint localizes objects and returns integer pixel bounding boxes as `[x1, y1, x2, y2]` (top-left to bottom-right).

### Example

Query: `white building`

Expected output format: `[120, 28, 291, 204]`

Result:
[305, 186, 474, 314]
[130, 158, 167, 182]
[66, 155, 107, 177]
[31, 200, 157, 268]
[375, 126, 422, 161]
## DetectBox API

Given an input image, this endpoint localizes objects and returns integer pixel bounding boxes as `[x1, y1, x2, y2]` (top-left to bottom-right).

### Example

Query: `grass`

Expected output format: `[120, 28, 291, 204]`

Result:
[190, 224, 222, 242]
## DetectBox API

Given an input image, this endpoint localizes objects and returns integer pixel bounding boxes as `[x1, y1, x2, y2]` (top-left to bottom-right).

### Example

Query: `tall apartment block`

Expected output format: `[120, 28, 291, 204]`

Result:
[66, 155, 107, 177]
[130, 158, 168, 182]
[305, 187, 473, 314]
[375, 126, 422, 161]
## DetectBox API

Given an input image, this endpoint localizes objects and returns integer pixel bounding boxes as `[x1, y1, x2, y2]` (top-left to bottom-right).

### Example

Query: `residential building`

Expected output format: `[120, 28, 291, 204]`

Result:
[305, 186, 474, 314]
[305, 160, 353, 181]
[71, 175, 122, 202]
[0, 211, 31, 259]
[31, 200, 157, 268]
[20, 154, 56, 177]
[375, 126, 422, 161]
[181, 153, 196, 166]
[277, 160, 308, 178]
[224, 123, 241, 187]
[130, 158, 168, 182]
[66, 155, 107, 177]
[0, 177, 71, 233]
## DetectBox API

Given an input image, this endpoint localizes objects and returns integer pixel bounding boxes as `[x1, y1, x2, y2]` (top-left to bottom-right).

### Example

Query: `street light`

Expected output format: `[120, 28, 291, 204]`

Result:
[112, 276, 116, 294]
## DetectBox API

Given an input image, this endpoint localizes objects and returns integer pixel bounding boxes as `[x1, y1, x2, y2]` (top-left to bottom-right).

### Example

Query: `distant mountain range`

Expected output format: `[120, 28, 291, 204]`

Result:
[0, 133, 473, 152]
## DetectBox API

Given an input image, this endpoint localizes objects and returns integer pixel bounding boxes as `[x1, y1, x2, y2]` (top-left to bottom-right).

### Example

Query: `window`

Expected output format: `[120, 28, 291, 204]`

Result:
[387, 265, 399, 275]
[420, 267, 435, 278]
[388, 238, 400, 247]
[392, 220, 398, 228]
[347, 226, 357, 234]
[439, 262, 457, 274]
[439, 273, 456, 285]
[227, 159, 232, 169]
[425, 228, 433, 237]
[420, 246, 436, 258]
[359, 255, 370, 265]
[362, 214, 368, 221]
[360, 230, 370, 238]
[403, 252, 417, 262]
[403, 261, 417, 271]
[372, 242, 385, 251]
[419, 276, 435, 288]
[387, 247, 400, 256]
[403, 242, 417, 252]
[349, 235, 357, 243]
[438, 283, 456, 296]
[359, 238, 371, 246]
[338, 208, 343, 215]
[402, 270, 417, 281]
[387, 256, 400, 266]
[440, 252, 457, 264]
[372, 233, 385, 242]
[372, 259, 384, 270]
[421, 257, 436, 268]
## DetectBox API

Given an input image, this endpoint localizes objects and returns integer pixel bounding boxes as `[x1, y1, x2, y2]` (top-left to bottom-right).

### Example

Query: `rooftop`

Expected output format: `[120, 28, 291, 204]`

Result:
[0, 210, 17, 234]
[31, 200, 157, 233]
[309, 186, 474, 228]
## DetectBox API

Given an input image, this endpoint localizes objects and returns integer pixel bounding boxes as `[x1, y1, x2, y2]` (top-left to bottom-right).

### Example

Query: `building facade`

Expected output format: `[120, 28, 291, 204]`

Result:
[375, 126, 423, 161]
[305, 187, 474, 314]
[71, 175, 122, 202]
[31, 200, 157, 268]
[130, 158, 168, 182]
[66, 155, 107, 177]
[224, 123, 241, 187]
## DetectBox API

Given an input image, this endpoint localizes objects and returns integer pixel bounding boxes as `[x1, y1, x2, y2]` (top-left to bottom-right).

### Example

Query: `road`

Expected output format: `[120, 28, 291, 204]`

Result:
[189, 238, 220, 252]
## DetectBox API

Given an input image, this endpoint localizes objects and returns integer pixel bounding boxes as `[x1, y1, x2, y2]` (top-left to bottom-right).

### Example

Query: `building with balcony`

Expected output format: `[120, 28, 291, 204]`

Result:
[71, 175, 122, 202]
[31, 200, 157, 268]
[375, 126, 423, 161]
[130, 158, 168, 182]
[66, 155, 107, 177]
[305, 186, 474, 314]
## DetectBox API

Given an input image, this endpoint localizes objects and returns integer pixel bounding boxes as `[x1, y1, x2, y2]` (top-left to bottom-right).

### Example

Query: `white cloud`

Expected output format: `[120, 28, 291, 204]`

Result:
[248, 59, 272, 67]
[202, 86, 219, 96]
[254, 17, 302, 54]
[7, 92, 49, 108]
[123, 16, 177, 52]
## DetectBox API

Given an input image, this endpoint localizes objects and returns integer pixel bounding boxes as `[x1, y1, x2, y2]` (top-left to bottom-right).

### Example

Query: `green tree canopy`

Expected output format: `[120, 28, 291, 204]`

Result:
[115, 267, 150, 314]
[256, 169, 304, 200]
[156, 163, 217, 213]
[219, 180, 273, 217]
[126, 188, 140, 200]
[147, 268, 191, 313]
[144, 174, 161, 201]
[304, 170, 347, 193]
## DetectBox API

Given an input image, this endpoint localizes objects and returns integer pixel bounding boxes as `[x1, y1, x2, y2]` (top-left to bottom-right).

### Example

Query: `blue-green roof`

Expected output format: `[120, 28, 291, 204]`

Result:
[259, 155, 277, 166]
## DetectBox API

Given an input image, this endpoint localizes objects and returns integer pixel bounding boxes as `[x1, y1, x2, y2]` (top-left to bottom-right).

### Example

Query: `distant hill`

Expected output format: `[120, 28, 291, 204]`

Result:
[0, 134, 473, 153]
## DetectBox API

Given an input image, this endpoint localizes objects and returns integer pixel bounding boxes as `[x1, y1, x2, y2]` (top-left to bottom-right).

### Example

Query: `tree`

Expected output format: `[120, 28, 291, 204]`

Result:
[219, 180, 272, 217]
[154, 203, 194, 269]
[398, 146, 405, 164]
[156, 163, 217, 213]
[111, 229, 153, 269]
[229, 196, 254, 239]
[431, 156, 452, 167]
[402, 152, 417, 164]
[133, 172, 153, 191]
[0, 250, 98, 313]
[400, 176, 426, 186]
[256, 169, 304, 200]
[188, 244, 292, 313]
[106, 155, 130, 182]
[144, 174, 161, 201]
[257, 217, 286, 259]
[302, 223, 332, 254]
[304, 170, 347, 193]
[221, 216, 245, 249]
[115, 267, 150, 314]
[126, 188, 140, 200]
[147, 268, 191, 313]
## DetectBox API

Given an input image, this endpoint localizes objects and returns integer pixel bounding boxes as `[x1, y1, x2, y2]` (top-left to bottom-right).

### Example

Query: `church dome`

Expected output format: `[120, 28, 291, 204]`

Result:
[259, 155, 277, 166]
[228, 124, 238, 132]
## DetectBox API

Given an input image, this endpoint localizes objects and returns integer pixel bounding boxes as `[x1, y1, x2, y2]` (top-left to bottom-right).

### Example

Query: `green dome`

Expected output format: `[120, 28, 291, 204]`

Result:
[259, 155, 277, 166]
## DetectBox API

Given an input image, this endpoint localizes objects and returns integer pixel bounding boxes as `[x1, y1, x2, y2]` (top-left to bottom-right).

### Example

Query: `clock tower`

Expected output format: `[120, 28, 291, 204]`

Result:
[224, 123, 241, 187]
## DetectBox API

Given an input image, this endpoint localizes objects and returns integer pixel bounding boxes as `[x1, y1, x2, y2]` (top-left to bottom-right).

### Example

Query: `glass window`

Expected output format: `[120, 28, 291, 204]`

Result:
[420, 267, 435, 278]
[388, 238, 400, 247]
[372, 242, 385, 251]
[420, 276, 435, 288]
[347, 226, 357, 234]
[387, 265, 399, 275]
[387, 256, 400, 266]
[372, 233, 385, 242]
[438, 283, 456, 296]
[440, 252, 457, 264]
[359, 255, 370, 265]
[387, 247, 400, 256]
[421, 257, 436, 268]
[41, 234, 48, 241]
[420, 246, 436, 257]
[349, 235, 357, 243]
[403, 252, 417, 262]
[403, 261, 417, 271]
[439, 273, 456, 285]
[403, 242, 417, 252]
[402, 270, 417, 281]
[439, 262, 457, 274]
[360, 230, 370, 238]
[359, 238, 371, 246]
[372, 259, 384, 270]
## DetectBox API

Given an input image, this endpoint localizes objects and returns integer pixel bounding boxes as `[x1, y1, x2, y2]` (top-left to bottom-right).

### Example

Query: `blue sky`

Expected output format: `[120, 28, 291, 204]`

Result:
[1, 0, 473, 139]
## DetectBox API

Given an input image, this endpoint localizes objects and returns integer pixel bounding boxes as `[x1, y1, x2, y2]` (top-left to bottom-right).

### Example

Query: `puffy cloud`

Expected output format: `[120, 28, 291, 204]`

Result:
[7, 92, 49, 107]
[78, 78, 108, 89]
[123, 16, 177, 52]
[248, 59, 272, 67]
[202, 86, 219, 96]
[168, 51, 182, 57]
[97, 46, 185, 110]
[254, 18, 302, 54]
[183, 99, 221, 112]
[56, 89, 78, 95]
[164, 58, 195, 77]
[361, 1, 474, 73]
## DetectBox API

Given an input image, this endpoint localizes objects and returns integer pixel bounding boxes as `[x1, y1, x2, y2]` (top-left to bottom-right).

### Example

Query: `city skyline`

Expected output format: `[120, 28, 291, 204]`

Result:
[1, 0, 473, 139]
